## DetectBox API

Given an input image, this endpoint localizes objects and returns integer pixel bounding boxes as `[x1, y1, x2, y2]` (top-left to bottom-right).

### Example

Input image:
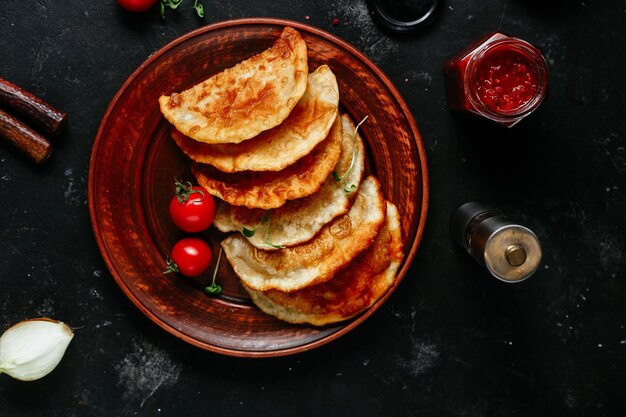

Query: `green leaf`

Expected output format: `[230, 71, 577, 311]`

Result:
[242, 226, 257, 237]
[193, 0, 204, 17]
[160, 0, 182, 20]
[204, 283, 222, 296]
[204, 246, 223, 296]
[343, 183, 357, 193]
[264, 239, 285, 249]
[169, 0, 182, 9]
[332, 171, 341, 182]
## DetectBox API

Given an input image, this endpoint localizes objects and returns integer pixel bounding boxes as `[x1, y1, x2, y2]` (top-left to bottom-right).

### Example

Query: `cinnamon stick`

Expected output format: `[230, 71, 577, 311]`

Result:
[0, 77, 67, 137]
[0, 108, 52, 164]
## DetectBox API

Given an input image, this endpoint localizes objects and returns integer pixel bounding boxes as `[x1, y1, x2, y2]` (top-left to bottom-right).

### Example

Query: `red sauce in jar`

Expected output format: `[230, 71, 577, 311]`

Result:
[444, 32, 548, 127]
[473, 45, 539, 113]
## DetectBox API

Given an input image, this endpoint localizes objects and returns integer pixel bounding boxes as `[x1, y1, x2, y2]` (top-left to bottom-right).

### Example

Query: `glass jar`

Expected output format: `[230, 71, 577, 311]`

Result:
[445, 32, 548, 127]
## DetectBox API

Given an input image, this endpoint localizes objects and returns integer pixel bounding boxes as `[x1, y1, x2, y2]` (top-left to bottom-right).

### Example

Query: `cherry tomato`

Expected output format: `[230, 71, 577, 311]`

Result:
[116, 0, 157, 13]
[166, 237, 212, 277]
[168, 182, 216, 233]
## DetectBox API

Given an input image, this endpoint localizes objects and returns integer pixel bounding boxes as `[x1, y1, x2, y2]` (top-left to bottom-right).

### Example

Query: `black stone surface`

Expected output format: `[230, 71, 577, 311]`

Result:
[1, 1, 625, 416]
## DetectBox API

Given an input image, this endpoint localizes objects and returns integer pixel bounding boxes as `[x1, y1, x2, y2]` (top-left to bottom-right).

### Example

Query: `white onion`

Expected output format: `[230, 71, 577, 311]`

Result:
[0, 318, 74, 381]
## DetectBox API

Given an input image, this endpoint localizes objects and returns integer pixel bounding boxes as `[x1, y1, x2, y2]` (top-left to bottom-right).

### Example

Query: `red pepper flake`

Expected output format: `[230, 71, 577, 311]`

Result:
[332, 18, 340, 26]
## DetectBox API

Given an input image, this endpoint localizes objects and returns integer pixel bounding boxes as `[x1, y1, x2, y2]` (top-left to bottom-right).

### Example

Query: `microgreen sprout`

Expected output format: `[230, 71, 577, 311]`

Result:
[160, 0, 181, 19]
[241, 211, 284, 249]
[204, 247, 223, 296]
[263, 212, 284, 249]
[332, 115, 368, 193]
[193, 0, 204, 17]
[242, 211, 269, 237]
[160, 0, 204, 20]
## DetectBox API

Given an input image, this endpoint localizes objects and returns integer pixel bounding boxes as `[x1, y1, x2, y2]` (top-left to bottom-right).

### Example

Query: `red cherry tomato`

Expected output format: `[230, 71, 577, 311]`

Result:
[167, 237, 212, 277]
[117, 0, 157, 13]
[168, 183, 216, 233]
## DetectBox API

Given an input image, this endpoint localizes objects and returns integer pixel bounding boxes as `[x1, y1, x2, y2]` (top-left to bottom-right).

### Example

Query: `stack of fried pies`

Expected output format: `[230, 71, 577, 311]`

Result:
[159, 27, 404, 326]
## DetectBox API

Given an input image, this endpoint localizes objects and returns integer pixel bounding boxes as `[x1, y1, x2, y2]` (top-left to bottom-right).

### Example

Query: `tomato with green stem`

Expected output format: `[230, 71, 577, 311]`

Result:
[164, 237, 212, 277]
[168, 180, 216, 233]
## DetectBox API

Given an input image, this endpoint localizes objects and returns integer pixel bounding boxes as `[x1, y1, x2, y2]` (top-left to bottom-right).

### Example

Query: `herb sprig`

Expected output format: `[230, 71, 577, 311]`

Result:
[332, 115, 368, 193]
[242, 211, 284, 249]
[204, 247, 222, 296]
[160, 0, 204, 20]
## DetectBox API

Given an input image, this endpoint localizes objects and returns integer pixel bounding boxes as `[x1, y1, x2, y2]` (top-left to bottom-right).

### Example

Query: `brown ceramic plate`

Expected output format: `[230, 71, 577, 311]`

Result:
[89, 18, 429, 357]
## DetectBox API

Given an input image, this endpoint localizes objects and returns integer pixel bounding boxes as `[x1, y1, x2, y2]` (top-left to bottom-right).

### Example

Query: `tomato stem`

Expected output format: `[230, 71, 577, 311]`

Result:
[163, 257, 179, 274]
[174, 178, 204, 204]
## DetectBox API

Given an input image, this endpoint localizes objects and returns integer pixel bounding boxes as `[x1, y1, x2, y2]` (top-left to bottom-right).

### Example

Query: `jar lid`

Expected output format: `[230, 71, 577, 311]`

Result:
[367, 0, 441, 33]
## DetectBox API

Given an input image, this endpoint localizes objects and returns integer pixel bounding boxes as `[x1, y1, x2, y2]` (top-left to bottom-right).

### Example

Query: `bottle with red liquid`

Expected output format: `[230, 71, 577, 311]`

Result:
[445, 32, 548, 127]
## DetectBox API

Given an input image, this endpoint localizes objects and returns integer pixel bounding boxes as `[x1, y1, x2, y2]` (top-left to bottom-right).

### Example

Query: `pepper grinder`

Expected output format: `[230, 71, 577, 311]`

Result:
[451, 202, 542, 282]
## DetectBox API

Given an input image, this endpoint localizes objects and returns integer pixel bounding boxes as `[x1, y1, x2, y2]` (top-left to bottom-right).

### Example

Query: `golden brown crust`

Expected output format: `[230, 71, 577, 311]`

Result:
[221, 176, 387, 292]
[159, 27, 308, 144]
[192, 116, 343, 209]
[244, 202, 404, 326]
[170, 65, 339, 173]
[213, 113, 366, 249]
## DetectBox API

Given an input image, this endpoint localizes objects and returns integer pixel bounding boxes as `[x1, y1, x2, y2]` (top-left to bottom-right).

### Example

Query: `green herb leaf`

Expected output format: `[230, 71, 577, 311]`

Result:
[332, 171, 341, 182]
[242, 212, 267, 237]
[242, 211, 282, 247]
[160, 0, 183, 20]
[264, 240, 285, 249]
[204, 283, 222, 296]
[343, 183, 357, 193]
[193, 0, 204, 17]
[242, 226, 257, 237]
[263, 211, 284, 248]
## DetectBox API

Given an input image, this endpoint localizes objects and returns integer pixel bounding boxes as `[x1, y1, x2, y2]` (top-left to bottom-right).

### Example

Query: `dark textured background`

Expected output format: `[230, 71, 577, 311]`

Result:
[1, 1, 625, 416]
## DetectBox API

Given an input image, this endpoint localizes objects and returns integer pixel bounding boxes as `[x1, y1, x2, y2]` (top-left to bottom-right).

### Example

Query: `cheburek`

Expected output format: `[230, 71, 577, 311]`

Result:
[192, 116, 343, 209]
[159, 27, 308, 144]
[171, 65, 339, 173]
[214, 113, 365, 249]
[244, 202, 404, 326]
[221, 176, 386, 292]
